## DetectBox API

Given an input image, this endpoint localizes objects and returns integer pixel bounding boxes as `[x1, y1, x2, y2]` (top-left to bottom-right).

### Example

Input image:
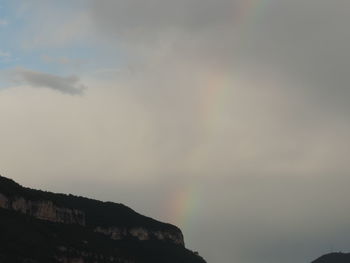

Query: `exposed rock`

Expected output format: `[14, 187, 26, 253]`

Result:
[0, 193, 85, 225]
[0, 191, 184, 245]
[95, 226, 184, 246]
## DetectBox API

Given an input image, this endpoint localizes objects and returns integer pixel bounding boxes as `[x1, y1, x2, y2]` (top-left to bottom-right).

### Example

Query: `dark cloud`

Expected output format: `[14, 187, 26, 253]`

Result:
[90, 0, 238, 66]
[91, 0, 350, 109]
[92, 0, 235, 35]
[14, 68, 86, 95]
[239, 0, 350, 114]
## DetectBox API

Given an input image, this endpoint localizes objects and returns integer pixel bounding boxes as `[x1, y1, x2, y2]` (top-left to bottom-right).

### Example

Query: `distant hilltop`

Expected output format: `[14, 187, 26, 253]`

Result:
[0, 175, 206, 263]
[312, 252, 350, 263]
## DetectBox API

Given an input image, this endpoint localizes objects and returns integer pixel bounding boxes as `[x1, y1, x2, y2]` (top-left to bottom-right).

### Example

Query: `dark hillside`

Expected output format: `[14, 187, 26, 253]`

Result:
[0, 176, 206, 263]
[0, 176, 177, 231]
[312, 253, 350, 263]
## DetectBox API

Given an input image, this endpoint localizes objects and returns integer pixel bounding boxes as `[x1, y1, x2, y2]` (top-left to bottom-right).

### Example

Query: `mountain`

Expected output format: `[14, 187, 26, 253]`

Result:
[312, 253, 350, 263]
[0, 175, 206, 263]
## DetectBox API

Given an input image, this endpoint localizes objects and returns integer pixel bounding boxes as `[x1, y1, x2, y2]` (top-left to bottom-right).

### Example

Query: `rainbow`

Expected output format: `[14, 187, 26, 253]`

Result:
[165, 184, 202, 235]
[163, 0, 271, 241]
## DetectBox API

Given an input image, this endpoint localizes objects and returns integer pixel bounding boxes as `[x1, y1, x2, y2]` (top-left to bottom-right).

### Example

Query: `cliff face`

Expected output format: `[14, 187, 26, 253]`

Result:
[0, 176, 205, 263]
[0, 193, 86, 225]
[0, 190, 183, 245]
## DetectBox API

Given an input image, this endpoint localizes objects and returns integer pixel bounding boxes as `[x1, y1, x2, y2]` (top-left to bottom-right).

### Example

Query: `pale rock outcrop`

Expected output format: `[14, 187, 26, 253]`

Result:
[0, 193, 85, 225]
[95, 226, 184, 246]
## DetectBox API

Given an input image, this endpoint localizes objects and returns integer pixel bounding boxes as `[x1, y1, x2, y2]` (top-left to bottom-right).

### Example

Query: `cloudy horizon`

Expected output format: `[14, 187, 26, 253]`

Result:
[1, 1, 350, 262]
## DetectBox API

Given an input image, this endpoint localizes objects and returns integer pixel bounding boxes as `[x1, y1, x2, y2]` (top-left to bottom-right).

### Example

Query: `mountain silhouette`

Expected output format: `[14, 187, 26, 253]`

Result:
[0, 175, 206, 263]
[312, 252, 350, 263]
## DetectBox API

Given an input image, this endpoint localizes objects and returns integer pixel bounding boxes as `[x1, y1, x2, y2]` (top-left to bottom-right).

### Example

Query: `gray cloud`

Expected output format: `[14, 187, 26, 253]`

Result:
[88, 1, 350, 262]
[92, 0, 235, 35]
[14, 68, 86, 95]
[90, 0, 238, 66]
[91, 0, 350, 108]
[239, 0, 350, 113]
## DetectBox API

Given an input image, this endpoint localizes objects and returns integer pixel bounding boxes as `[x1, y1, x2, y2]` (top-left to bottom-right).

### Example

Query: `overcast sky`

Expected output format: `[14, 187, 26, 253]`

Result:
[1, 1, 350, 262]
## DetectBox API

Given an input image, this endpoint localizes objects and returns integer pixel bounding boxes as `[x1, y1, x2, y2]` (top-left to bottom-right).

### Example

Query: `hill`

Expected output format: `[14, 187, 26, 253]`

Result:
[312, 252, 350, 263]
[0, 175, 206, 263]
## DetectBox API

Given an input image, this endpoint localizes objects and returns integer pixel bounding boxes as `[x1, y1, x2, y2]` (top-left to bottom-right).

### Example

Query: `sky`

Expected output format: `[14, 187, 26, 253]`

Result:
[1, 1, 350, 262]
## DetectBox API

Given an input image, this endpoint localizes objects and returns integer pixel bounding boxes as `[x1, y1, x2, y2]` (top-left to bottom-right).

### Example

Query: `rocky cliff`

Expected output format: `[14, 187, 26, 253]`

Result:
[0, 176, 205, 263]
[0, 193, 86, 225]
